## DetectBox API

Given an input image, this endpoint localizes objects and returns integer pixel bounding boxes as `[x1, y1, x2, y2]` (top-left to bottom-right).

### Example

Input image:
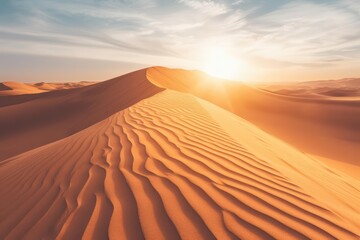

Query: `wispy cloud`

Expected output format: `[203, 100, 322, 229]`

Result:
[178, 0, 228, 16]
[246, 1, 360, 65]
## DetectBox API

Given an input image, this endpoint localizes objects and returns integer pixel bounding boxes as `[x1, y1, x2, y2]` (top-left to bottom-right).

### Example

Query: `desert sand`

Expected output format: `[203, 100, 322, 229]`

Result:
[148, 67, 360, 179]
[1, 67, 360, 239]
[0, 81, 94, 96]
[258, 78, 360, 99]
[0, 70, 162, 160]
[0, 82, 46, 96]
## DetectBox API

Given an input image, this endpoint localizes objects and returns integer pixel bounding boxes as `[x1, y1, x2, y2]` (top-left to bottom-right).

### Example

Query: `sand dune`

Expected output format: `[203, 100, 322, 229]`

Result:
[0, 69, 163, 161]
[0, 82, 46, 96]
[147, 67, 360, 179]
[33, 81, 95, 91]
[1, 90, 360, 239]
[1, 67, 360, 239]
[259, 78, 360, 98]
[0, 81, 94, 96]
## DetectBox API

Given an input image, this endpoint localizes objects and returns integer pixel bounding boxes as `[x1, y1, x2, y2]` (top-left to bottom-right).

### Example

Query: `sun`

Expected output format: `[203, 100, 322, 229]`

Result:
[200, 48, 242, 80]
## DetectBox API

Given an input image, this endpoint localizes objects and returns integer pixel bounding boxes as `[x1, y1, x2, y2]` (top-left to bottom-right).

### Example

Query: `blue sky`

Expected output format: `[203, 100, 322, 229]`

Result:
[0, 0, 359, 82]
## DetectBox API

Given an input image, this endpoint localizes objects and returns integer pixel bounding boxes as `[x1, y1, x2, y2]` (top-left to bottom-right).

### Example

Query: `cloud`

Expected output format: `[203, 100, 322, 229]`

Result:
[341, 0, 360, 15]
[240, 1, 360, 66]
[178, 0, 228, 16]
[232, 0, 244, 6]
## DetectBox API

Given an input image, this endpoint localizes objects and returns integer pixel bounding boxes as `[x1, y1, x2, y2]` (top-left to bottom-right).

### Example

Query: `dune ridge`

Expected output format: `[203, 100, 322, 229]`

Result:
[147, 67, 360, 179]
[0, 69, 163, 161]
[1, 89, 360, 239]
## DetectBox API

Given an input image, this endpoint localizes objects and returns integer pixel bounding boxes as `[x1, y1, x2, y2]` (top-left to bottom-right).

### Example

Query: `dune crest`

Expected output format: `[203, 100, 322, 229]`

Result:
[147, 67, 360, 179]
[0, 69, 163, 161]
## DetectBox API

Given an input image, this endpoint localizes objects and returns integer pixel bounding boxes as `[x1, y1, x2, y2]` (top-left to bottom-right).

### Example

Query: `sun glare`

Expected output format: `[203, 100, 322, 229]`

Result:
[201, 48, 242, 80]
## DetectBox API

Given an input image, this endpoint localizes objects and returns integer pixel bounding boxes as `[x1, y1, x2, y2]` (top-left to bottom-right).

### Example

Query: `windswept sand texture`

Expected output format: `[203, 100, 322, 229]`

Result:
[0, 69, 163, 160]
[147, 67, 360, 179]
[1, 67, 360, 239]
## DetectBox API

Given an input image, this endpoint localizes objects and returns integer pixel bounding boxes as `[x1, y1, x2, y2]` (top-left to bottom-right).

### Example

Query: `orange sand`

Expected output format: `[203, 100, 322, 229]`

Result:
[0, 67, 359, 239]
[147, 67, 360, 179]
[0, 81, 94, 96]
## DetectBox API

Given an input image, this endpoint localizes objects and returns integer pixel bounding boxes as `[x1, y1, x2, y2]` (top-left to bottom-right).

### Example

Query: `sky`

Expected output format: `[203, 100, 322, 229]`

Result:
[0, 0, 359, 82]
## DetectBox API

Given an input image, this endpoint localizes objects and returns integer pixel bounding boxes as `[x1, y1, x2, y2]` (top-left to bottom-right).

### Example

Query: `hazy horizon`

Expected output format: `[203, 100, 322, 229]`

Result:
[1, 0, 360, 82]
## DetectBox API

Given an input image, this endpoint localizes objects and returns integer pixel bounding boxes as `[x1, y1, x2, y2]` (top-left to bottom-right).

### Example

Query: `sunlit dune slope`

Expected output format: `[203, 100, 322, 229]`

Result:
[147, 67, 360, 178]
[0, 69, 163, 161]
[1, 90, 360, 239]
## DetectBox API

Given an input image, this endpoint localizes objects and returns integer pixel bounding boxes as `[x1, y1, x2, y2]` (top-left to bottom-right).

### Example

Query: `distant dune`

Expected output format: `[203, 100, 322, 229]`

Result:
[33, 81, 95, 91]
[0, 82, 46, 96]
[1, 67, 359, 239]
[259, 78, 360, 98]
[0, 81, 94, 96]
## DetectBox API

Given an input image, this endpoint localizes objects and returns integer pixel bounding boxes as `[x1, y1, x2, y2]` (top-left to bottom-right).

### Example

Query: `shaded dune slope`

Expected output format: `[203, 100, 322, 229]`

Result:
[0, 83, 12, 91]
[0, 69, 163, 161]
[1, 90, 360, 239]
[147, 67, 360, 176]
